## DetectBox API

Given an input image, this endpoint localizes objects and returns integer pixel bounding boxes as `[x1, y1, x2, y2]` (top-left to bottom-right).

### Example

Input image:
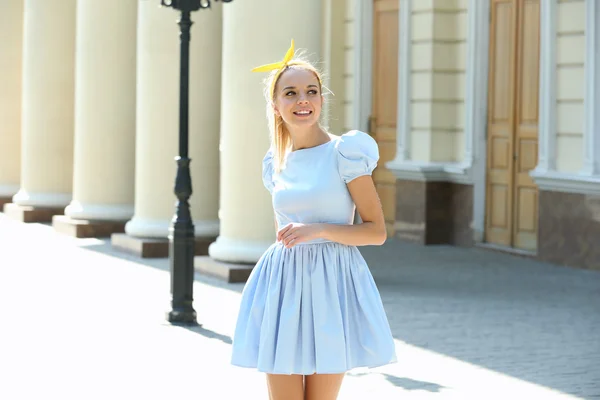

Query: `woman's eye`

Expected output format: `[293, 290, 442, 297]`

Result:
[285, 91, 296, 96]
[308, 90, 318, 95]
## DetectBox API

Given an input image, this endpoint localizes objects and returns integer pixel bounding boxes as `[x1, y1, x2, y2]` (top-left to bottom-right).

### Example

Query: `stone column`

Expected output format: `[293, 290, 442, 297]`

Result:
[0, 1, 24, 209]
[112, 1, 221, 258]
[197, 0, 323, 281]
[4, 0, 76, 223]
[52, 0, 138, 238]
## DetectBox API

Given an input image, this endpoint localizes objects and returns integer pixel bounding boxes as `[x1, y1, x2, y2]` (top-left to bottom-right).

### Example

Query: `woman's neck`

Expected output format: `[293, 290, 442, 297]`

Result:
[288, 125, 330, 152]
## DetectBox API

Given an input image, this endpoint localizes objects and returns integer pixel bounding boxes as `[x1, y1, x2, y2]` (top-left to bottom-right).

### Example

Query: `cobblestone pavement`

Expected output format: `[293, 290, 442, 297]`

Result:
[0, 213, 598, 399]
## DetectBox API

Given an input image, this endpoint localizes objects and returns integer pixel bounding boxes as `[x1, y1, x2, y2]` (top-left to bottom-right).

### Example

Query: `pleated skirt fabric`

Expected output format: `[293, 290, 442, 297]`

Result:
[230, 241, 397, 375]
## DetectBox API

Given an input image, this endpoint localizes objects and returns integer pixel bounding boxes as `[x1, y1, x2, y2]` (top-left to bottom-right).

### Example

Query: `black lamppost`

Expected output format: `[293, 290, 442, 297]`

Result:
[160, 0, 233, 325]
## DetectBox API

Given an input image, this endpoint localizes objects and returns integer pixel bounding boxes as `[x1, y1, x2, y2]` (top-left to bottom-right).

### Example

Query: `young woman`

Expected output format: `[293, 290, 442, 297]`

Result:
[231, 40, 397, 400]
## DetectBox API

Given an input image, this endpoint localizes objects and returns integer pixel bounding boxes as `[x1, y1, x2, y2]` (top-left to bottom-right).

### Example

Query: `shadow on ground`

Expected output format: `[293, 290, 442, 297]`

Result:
[73, 234, 245, 294]
[360, 240, 600, 399]
[164, 322, 233, 345]
[348, 371, 446, 392]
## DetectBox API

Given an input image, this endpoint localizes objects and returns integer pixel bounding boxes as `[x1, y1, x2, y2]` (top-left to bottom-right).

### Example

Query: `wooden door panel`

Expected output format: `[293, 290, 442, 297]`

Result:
[513, 0, 539, 251]
[372, 0, 399, 235]
[376, 183, 396, 225]
[514, 186, 538, 249]
[489, 134, 511, 171]
[372, 140, 397, 184]
[486, 0, 517, 246]
[517, 0, 540, 125]
[490, 185, 509, 228]
[373, 1, 399, 128]
[486, 0, 539, 250]
[516, 188, 537, 230]
[490, 2, 514, 122]
[516, 137, 538, 175]
[375, 127, 396, 142]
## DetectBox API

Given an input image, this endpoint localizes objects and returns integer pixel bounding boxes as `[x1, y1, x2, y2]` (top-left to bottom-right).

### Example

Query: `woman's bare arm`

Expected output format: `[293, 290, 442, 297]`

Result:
[317, 175, 387, 246]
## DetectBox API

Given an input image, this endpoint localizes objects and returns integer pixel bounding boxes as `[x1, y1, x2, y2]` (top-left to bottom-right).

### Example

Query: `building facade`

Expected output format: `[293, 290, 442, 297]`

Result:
[335, 0, 599, 270]
[0, 0, 598, 272]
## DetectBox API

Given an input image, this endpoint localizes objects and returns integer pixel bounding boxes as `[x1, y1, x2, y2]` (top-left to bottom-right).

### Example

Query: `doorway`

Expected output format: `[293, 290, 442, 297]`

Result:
[485, 0, 540, 252]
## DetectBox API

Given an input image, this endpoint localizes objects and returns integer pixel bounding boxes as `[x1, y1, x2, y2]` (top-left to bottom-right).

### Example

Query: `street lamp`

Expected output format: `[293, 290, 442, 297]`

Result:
[160, 0, 233, 325]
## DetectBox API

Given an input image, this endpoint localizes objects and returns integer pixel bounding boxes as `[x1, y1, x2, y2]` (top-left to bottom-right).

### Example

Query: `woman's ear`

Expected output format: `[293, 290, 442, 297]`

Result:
[272, 103, 280, 116]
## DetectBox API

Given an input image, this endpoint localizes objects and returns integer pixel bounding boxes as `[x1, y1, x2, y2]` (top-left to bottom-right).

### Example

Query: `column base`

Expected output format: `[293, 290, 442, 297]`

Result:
[111, 233, 215, 259]
[0, 197, 13, 210]
[208, 236, 273, 264]
[2, 203, 64, 223]
[194, 256, 254, 283]
[64, 201, 134, 222]
[52, 215, 126, 238]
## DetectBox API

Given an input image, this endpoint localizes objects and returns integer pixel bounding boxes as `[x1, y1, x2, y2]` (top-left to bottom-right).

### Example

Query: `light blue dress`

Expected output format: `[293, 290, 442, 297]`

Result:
[230, 130, 397, 375]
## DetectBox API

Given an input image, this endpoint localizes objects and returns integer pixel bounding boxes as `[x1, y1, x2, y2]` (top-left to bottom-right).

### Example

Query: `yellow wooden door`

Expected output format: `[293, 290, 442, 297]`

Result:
[371, 0, 399, 236]
[486, 0, 539, 251]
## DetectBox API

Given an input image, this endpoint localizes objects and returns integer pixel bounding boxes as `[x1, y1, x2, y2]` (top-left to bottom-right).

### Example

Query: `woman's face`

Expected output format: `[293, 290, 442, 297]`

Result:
[273, 68, 323, 129]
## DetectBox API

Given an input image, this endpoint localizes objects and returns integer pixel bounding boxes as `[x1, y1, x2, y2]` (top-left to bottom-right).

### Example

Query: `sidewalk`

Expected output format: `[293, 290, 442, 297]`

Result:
[0, 213, 598, 399]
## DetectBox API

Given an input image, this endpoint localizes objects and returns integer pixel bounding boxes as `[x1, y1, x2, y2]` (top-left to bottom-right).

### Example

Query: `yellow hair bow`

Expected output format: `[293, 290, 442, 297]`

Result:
[251, 39, 295, 73]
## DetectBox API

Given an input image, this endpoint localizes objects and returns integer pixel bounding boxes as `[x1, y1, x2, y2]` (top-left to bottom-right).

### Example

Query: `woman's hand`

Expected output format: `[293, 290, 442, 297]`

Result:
[277, 223, 324, 248]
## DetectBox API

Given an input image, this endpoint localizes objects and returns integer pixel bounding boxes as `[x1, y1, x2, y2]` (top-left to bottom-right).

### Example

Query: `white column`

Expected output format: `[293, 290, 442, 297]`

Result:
[582, 0, 600, 176]
[125, 1, 221, 238]
[12, 0, 76, 208]
[533, 0, 558, 175]
[0, 1, 24, 199]
[208, 0, 323, 263]
[63, 0, 137, 221]
[464, 0, 489, 169]
[469, 0, 491, 242]
[394, 0, 412, 163]
[321, 0, 345, 135]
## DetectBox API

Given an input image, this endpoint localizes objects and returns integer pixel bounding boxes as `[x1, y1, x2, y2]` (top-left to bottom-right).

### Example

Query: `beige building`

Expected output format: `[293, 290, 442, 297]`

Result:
[0, 0, 598, 273]
[331, 0, 599, 270]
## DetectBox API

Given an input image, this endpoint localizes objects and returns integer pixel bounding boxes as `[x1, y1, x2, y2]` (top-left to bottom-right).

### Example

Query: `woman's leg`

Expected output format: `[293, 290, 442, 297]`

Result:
[266, 373, 304, 400]
[304, 373, 345, 400]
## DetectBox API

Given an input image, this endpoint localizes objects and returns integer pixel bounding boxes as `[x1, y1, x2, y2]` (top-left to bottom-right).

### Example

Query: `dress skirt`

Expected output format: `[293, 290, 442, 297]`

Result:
[230, 241, 397, 375]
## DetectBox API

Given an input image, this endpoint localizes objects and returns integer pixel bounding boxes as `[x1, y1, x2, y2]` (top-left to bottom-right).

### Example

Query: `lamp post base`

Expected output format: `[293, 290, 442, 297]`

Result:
[167, 308, 198, 325]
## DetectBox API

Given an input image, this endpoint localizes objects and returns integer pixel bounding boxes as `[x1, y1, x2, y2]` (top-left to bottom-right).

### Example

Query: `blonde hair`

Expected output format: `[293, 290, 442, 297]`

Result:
[262, 59, 325, 173]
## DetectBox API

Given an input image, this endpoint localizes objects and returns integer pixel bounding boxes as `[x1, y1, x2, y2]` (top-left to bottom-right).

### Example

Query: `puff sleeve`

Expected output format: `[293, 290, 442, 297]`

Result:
[336, 130, 379, 183]
[262, 149, 275, 193]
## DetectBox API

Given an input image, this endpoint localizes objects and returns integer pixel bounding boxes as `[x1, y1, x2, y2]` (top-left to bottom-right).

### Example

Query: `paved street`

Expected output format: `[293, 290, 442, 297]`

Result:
[0, 213, 599, 399]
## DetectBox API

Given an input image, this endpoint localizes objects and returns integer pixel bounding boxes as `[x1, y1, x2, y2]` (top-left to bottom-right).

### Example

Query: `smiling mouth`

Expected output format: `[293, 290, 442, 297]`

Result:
[293, 110, 313, 116]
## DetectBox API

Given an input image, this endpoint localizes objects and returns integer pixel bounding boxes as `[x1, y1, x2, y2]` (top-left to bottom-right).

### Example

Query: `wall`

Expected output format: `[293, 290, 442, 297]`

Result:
[556, 0, 585, 173]
[411, 0, 467, 163]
